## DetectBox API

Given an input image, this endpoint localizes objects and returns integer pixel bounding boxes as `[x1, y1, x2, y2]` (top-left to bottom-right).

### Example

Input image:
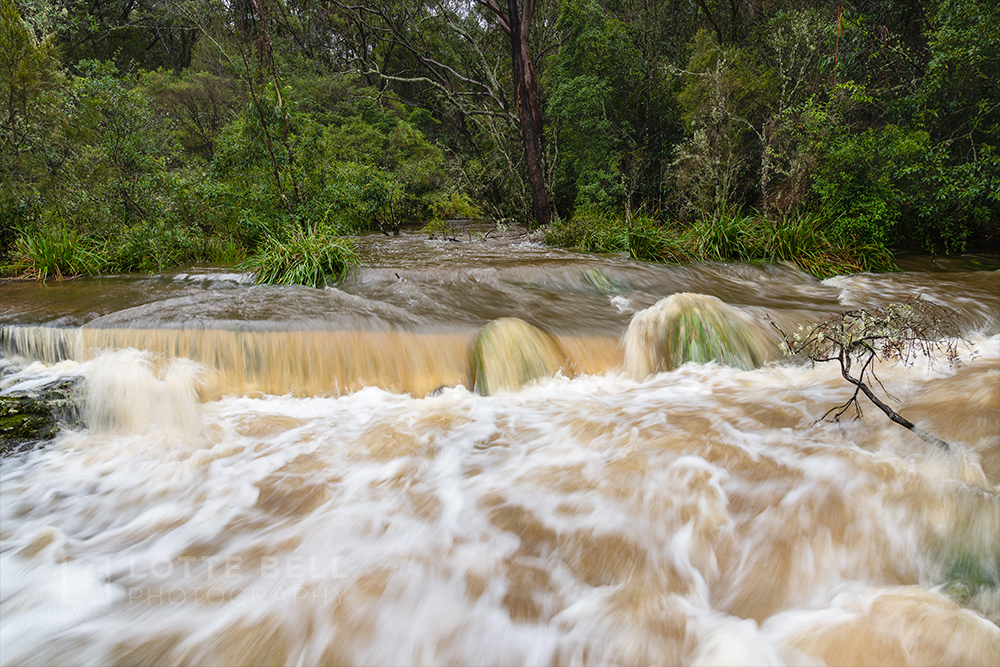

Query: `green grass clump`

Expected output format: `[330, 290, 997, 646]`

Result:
[240, 228, 359, 288]
[548, 208, 897, 278]
[2, 227, 105, 281]
[682, 211, 897, 277]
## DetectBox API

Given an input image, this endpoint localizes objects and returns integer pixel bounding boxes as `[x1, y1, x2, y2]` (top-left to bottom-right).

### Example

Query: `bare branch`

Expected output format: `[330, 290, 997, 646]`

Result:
[475, 0, 511, 34]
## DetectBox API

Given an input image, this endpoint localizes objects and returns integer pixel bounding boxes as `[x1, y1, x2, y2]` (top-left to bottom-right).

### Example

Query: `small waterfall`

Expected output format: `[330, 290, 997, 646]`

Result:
[0, 326, 83, 365]
[1, 324, 623, 399]
[624, 293, 777, 379]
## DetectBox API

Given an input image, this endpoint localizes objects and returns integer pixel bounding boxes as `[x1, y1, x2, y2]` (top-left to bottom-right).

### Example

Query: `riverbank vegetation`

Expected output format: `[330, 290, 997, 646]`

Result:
[2, 0, 997, 285]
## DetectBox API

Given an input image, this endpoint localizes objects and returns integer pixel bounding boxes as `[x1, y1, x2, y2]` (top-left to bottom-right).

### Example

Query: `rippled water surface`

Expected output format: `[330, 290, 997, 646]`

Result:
[1, 232, 998, 666]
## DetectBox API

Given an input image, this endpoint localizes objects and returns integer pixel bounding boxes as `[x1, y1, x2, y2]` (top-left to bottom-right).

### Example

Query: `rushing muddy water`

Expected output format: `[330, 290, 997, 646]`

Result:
[1, 231, 998, 666]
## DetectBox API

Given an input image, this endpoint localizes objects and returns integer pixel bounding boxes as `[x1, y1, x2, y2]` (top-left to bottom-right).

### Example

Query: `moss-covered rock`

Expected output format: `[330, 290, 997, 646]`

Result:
[624, 292, 775, 379]
[471, 318, 567, 395]
[943, 549, 1000, 604]
[0, 379, 82, 458]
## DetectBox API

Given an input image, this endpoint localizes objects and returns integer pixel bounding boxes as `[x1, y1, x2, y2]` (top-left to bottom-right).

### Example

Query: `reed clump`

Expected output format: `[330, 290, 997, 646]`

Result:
[547, 208, 897, 278]
[239, 228, 359, 288]
[3, 226, 104, 281]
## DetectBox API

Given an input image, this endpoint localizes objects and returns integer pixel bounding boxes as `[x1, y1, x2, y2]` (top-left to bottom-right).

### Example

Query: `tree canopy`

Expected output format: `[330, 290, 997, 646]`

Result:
[2, 0, 998, 283]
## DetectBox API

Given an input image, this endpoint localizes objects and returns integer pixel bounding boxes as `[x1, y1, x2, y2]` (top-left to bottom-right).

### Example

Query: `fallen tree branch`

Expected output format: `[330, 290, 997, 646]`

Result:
[771, 297, 969, 452]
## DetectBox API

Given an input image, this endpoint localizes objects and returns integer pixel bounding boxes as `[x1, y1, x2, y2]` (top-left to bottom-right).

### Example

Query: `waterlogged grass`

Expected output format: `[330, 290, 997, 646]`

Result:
[662, 298, 767, 371]
[548, 209, 897, 278]
[471, 318, 565, 395]
[3, 222, 355, 284]
[241, 229, 360, 288]
[583, 268, 626, 294]
[625, 293, 772, 378]
[2, 227, 104, 281]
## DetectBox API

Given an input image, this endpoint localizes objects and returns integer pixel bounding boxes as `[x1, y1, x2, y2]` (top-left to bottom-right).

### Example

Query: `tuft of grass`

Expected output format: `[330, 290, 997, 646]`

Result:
[627, 217, 685, 262]
[550, 208, 897, 278]
[207, 236, 246, 264]
[2, 227, 106, 281]
[688, 212, 763, 259]
[240, 228, 359, 288]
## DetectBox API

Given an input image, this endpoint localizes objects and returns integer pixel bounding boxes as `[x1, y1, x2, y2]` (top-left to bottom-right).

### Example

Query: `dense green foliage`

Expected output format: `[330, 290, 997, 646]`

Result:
[2, 0, 997, 284]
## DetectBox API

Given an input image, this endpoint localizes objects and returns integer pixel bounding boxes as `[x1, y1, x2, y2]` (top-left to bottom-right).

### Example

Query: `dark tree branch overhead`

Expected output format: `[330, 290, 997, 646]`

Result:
[694, 0, 723, 45]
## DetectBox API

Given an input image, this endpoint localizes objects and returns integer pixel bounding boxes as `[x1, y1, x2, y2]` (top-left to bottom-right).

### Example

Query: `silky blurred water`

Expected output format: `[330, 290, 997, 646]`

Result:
[1, 233, 998, 666]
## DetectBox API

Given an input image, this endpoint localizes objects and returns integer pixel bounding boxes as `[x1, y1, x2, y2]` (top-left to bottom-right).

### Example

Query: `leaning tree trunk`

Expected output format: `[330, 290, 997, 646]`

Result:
[506, 0, 550, 230]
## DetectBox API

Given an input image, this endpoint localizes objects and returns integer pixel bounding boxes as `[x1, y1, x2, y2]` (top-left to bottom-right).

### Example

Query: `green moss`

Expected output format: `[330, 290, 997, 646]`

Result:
[0, 380, 82, 458]
[0, 397, 57, 457]
[944, 550, 1000, 602]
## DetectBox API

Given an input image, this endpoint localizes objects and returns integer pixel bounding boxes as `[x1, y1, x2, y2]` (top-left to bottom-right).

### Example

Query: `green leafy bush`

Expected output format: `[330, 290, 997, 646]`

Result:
[111, 220, 201, 273]
[546, 0, 676, 217]
[811, 125, 926, 247]
[427, 192, 482, 222]
[812, 124, 1000, 253]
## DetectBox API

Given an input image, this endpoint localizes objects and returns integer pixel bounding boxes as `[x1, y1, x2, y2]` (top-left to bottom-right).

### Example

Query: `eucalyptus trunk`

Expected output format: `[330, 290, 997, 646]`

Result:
[505, 0, 550, 230]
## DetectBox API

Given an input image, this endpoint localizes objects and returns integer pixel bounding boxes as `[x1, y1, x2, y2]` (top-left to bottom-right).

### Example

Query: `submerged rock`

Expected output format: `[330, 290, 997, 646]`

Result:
[624, 292, 774, 379]
[584, 268, 625, 295]
[471, 318, 566, 395]
[0, 378, 82, 458]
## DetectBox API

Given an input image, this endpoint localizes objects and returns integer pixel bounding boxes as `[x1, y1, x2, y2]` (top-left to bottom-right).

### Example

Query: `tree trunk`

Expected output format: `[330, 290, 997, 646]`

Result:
[506, 0, 550, 230]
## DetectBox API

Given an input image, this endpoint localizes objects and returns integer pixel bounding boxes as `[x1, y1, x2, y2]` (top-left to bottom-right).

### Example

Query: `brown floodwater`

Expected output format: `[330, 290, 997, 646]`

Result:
[1, 231, 998, 666]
